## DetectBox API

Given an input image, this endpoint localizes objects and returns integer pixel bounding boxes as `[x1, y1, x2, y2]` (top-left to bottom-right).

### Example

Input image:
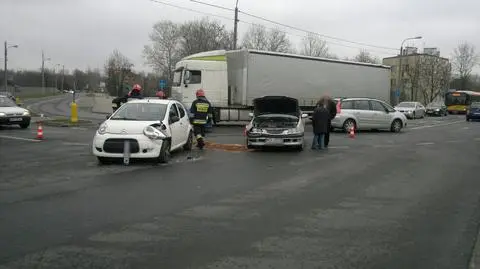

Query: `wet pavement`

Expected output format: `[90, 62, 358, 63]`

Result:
[1, 97, 480, 268]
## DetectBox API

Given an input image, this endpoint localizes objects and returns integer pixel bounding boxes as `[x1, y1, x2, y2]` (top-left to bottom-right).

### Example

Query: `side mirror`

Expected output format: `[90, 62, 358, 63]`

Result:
[106, 114, 111, 119]
[301, 113, 308, 118]
[184, 70, 191, 85]
[248, 112, 254, 118]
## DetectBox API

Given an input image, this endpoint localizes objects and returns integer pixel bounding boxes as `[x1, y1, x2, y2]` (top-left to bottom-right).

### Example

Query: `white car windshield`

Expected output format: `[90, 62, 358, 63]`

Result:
[397, 102, 415, 108]
[110, 103, 168, 121]
[0, 97, 16, 107]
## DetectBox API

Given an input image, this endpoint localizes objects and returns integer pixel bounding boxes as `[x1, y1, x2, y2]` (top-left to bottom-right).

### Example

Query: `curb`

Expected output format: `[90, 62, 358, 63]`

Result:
[38, 119, 97, 128]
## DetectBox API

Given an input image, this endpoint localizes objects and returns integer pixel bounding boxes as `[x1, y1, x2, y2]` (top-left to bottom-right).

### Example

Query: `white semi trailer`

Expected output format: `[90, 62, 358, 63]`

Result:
[171, 49, 391, 123]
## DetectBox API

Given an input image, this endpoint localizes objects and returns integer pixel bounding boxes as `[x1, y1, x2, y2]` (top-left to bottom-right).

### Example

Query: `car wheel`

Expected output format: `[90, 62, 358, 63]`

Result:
[342, 119, 356, 133]
[391, 119, 403, 133]
[158, 139, 171, 163]
[466, 117, 470, 122]
[183, 131, 193, 151]
[97, 157, 112, 165]
[19, 123, 30, 129]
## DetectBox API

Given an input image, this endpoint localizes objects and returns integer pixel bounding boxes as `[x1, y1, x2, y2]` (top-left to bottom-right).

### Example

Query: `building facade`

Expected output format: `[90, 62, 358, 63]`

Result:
[383, 48, 451, 105]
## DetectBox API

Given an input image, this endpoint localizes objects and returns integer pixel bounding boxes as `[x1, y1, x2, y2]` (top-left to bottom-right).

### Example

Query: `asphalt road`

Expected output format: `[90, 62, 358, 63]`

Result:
[1, 100, 480, 268]
[25, 93, 107, 122]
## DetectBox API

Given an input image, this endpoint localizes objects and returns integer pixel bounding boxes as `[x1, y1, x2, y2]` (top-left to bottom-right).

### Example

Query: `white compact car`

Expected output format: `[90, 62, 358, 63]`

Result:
[92, 99, 193, 164]
[331, 97, 408, 133]
[245, 96, 308, 151]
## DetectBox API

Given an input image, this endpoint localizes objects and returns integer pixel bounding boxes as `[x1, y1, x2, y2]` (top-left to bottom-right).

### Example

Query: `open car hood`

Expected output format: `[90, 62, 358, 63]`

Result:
[253, 96, 300, 117]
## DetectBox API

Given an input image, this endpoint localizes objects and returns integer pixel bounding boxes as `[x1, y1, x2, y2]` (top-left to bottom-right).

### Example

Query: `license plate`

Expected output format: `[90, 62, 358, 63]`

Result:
[267, 138, 284, 144]
[9, 118, 22, 122]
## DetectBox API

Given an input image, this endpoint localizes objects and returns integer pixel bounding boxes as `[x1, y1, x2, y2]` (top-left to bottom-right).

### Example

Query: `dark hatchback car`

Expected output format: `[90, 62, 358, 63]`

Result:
[466, 102, 480, 121]
[425, 102, 448, 116]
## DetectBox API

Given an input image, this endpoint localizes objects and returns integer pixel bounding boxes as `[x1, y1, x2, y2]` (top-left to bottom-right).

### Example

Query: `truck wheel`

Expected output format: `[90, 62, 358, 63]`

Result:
[157, 140, 171, 163]
[342, 119, 356, 133]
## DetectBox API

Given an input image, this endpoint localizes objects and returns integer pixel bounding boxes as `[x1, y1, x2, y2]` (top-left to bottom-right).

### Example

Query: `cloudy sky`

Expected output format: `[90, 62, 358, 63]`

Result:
[1, 0, 479, 74]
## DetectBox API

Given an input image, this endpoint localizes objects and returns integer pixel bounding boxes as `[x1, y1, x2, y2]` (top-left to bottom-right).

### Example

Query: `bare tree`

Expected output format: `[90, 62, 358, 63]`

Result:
[452, 42, 479, 90]
[300, 33, 329, 57]
[404, 57, 422, 101]
[143, 21, 182, 83]
[104, 50, 133, 96]
[353, 49, 380, 64]
[419, 55, 451, 103]
[179, 18, 233, 57]
[242, 25, 292, 53]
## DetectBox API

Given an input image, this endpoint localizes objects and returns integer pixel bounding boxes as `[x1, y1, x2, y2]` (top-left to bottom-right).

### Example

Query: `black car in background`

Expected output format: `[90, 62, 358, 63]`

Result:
[425, 102, 448, 116]
[466, 102, 480, 121]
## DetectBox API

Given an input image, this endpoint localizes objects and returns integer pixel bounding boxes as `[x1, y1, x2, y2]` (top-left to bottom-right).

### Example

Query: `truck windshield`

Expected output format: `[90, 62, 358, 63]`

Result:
[172, 71, 182, 87]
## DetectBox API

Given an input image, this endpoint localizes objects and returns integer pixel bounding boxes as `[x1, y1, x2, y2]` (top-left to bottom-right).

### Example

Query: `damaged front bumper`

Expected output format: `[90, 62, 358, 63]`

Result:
[246, 133, 304, 147]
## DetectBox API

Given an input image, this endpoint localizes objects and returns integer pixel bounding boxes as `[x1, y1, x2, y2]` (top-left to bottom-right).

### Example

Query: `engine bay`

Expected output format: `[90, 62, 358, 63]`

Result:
[253, 116, 299, 129]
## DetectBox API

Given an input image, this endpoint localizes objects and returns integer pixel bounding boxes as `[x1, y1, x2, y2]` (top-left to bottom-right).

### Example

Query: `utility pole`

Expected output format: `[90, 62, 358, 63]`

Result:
[41, 50, 45, 93]
[61, 65, 65, 92]
[4, 41, 7, 93]
[233, 0, 239, 50]
[190, 0, 240, 49]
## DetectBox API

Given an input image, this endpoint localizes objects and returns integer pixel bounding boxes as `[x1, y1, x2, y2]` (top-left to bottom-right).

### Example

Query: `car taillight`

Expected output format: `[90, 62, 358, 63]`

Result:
[336, 102, 342, 114]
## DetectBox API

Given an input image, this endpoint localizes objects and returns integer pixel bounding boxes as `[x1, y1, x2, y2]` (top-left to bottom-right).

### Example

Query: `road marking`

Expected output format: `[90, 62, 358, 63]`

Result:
[373, 144, 397, 148]
[0, 135, 41, 142]
[62, 142, 90, 146]
[410, 120, 464, 130]
[328, 146, 350, 149]
[446, 140, 461, 143]
[416, 142, 435, 146]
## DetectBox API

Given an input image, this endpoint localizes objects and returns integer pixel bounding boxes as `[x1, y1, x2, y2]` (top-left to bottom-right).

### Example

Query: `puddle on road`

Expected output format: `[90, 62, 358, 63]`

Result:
[203, 141, 252, 152]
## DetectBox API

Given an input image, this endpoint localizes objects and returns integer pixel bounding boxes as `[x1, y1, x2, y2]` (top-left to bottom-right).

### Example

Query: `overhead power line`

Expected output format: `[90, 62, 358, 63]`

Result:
[148, 0, 232, 21]
[238, 10, 398, 52]
[146, 0, 397, 55]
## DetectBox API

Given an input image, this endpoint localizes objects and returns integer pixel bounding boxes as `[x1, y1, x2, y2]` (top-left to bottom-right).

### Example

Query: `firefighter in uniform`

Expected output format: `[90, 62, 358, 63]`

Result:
[190, 89, 212, 149]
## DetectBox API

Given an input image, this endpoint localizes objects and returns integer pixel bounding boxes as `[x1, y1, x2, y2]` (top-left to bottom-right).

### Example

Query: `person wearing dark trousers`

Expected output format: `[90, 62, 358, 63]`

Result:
[323, 95, 337, 148]
[190, 89, 213, 149]
[311, 100, 330, 150]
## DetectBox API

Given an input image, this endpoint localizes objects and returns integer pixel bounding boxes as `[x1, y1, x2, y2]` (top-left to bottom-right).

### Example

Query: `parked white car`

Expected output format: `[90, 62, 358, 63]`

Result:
[331, 97, 408, 133]
[394, 101, 426, 119]
[92, 99, 193, 164]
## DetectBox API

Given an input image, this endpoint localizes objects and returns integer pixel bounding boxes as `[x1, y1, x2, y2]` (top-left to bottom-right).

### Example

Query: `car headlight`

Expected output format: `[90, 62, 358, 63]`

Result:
[250, 127, 262, 133]
[97, 123, 107, 135]
[435, 108, 440, 111]
[23, 110, 30, 116]
[284, 128, 302, 135]
[143, 125, 167, 140]
[0, 112, 5, 117]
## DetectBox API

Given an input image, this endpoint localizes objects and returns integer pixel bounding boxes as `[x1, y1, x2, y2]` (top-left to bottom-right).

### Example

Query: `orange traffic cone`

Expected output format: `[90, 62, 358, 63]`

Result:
[36, 122, 44, 140]
[348, 127, 355, 138]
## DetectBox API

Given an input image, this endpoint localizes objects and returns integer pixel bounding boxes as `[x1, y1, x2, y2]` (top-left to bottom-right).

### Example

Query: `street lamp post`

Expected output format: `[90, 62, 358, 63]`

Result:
[4, 41, 18, 94]
[397, 36, 422, 104]
[41, 50, 51, 94]
[53, 64, 60, 90]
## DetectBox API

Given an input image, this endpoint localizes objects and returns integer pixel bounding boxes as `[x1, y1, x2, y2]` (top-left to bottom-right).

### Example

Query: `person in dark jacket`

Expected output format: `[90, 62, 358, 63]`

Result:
[311, 99, 330, 150]
[323, 95, 337, 148]
[190, 89, 213, 149]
